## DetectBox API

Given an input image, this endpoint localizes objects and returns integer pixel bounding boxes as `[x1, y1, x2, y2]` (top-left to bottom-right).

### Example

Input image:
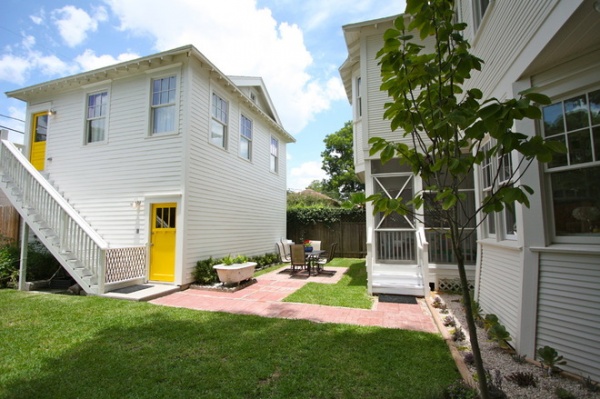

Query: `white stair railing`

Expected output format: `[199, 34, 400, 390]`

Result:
[0, 139, 145, 294]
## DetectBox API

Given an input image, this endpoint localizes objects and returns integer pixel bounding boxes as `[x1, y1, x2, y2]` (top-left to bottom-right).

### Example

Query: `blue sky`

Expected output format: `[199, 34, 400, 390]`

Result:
[0, 0, 406, 190]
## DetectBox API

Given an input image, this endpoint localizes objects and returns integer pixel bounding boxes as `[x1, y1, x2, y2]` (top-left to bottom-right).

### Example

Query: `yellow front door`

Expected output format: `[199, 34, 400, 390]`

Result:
[149, 203, 176, 282]
[30, 112, 48, 171]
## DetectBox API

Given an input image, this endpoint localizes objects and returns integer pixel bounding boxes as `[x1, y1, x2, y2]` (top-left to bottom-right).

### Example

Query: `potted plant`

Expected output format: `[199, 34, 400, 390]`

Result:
[212, 254, 257, 285]
[303, 240, 313, 252]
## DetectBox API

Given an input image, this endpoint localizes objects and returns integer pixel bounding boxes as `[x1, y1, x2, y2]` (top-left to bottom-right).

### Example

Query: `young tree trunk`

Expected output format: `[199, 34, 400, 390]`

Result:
[452, 230, 490, 399]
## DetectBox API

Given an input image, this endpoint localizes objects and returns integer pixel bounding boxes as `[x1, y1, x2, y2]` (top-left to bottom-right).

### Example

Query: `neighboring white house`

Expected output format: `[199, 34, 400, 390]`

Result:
[0, 44, 294, 296]
[340, 0, 600, 381]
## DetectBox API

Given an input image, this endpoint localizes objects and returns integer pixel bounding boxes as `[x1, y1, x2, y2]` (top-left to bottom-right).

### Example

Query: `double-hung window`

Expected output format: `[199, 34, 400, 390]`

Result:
[356, 77, 362, 118]
[481, 141, 517, 239]
[151, 76, 177, 134]
[240, 114, 252, 160]
[86, 91, 108, 143]
[542, 89, 600, 239]
[211, 93, 228, 148]
[270, 137, 279, 173]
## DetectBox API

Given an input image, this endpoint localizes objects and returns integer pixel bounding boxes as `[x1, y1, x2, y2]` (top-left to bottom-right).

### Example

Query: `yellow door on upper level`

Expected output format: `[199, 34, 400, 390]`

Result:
[30, 112, 48, 171]
[149, 203, 176, 282]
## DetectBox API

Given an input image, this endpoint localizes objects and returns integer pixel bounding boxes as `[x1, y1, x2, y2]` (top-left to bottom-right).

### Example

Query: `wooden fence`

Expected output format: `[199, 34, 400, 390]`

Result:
[0, 205, 20, 244]
[286, 217, 367, 258]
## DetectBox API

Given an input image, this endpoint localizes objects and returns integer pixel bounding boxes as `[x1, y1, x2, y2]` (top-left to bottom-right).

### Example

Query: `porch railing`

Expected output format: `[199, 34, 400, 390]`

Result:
[0, 139, 146, 294]
[426, 229, 477, 265]
[376, 230, 416, 261]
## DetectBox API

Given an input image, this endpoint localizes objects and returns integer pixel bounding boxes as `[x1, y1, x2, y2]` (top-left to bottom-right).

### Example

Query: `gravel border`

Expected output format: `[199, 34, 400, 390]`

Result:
[429, 293, 600, 399]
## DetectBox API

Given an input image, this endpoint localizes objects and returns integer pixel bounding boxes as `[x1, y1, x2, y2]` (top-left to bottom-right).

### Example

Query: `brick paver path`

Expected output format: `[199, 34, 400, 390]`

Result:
[150, 266, 438, 334]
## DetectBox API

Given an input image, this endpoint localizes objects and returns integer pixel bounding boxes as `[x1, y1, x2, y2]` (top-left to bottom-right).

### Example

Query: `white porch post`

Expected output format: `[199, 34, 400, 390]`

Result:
[512, 79, 545, 358]
[18, 220, 29, 291]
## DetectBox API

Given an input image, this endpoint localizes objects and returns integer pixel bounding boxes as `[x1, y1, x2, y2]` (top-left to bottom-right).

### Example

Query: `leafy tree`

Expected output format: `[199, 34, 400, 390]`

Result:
[366, 0, 563, 397]
[321, 121, 364, 200]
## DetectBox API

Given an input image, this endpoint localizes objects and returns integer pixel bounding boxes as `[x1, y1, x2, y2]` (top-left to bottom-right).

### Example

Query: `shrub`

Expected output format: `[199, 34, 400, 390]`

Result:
[432, 296, 446, 309]
[444, 379, 478, 399]
[451, 327, 466, 342]
[484, 313, 499, 331]
[487, 322, 512, 349]
[537, 345, 566, 377]
[0, 240, 61, 288]
[463, 352, 475, 366]
[193, 257, 219, 284]
[505, 371, 537, 387]
[581, 375, 599, 393]
[555, 387, 578, 399]
[443, 315, 456, 327]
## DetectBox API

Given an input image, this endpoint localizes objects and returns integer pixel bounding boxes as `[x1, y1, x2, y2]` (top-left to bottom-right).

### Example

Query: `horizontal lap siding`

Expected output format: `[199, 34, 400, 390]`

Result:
[183, 60, 287, 282]
[464, 0, 555, 97]
[44, 61, 186, 247]
[537, 253, 600, 381]
[478, 245, 521, 340]
[365, 33, 435, 145]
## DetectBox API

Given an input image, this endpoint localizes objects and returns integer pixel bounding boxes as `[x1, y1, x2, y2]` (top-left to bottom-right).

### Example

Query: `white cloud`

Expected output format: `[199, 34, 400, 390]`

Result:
[0, 54, 31, 85]
[288, 161, 326, 191]
[52, 6, 107, 47]
[103, 0, 343, 134]
[75, 49, 139, 71]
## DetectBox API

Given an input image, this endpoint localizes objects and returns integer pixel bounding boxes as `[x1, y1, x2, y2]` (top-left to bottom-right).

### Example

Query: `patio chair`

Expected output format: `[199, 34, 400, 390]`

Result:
[276, 242, 291, 263]
[317, 242, 337, 272]
[281, 238, 293, 259]
[290, 244, 308, 273]
[309, 240, 321, 251]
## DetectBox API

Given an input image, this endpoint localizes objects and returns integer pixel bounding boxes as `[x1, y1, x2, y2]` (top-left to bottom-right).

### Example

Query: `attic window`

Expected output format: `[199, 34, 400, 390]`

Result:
[250, 92, 257, 103]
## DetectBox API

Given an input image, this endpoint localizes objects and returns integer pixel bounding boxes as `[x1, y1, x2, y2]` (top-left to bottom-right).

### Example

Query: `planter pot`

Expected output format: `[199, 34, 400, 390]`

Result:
[304, 246, 313, 252]
[213, 262, 257, 285]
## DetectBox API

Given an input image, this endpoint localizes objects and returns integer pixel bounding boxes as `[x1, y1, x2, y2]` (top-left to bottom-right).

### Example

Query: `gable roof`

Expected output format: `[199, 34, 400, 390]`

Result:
[6, 44, 295, 143]
[339, 14, 401, 102]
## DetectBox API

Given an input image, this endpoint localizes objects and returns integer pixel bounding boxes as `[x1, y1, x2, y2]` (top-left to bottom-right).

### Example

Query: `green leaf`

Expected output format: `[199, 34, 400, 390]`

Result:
[522, 91, 551, 105]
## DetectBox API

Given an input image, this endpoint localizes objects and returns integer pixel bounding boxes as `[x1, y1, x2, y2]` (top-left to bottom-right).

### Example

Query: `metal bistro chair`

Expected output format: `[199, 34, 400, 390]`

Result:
[290, 244, 308, 274]
[317, 242, 337, 273]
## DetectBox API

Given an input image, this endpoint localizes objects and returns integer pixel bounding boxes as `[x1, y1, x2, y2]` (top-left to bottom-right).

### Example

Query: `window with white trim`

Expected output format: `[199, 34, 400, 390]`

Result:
[473, 0, 491, 29]
[481, 141, 517, 239]
[270, 137, 279, 173]
[240, 114, 252, 160]
[211, 93, 228, 148]
[85, 91, 108, 143]
[542, 88, 600, 238]
[151, 76, 177, 135]
[356, 77, 362, 118]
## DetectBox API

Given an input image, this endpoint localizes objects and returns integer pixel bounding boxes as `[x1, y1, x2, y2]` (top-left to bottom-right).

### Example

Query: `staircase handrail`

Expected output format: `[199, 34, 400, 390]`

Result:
[0, 139, 108, 248]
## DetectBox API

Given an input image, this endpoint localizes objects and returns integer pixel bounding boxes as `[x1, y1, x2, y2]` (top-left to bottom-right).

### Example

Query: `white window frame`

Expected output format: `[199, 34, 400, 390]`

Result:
[210, 92, 228, 148]
[473, 0, 492, 30]
[239, 114, 253, 161]
[356, 76, 362, 119]
[542, 87, 600, 244]
[150, 75, 178, 136]
[85, 90, 109, 144]
[270, 136, 279, 173]
[480, 140, 517, 241]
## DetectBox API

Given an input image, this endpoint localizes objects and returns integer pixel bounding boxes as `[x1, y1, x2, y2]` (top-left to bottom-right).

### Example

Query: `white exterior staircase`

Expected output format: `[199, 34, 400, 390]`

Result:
[0, 139, 146, 295]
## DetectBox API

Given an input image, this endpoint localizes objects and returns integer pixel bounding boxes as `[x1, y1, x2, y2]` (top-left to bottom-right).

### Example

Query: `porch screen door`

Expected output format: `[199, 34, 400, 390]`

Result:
[373, 174, 417, 262]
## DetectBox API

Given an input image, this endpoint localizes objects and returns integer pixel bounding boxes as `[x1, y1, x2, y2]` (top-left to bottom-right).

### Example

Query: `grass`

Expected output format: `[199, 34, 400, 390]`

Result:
[0, 289, 459, 399]
[282, 258, 374, 309]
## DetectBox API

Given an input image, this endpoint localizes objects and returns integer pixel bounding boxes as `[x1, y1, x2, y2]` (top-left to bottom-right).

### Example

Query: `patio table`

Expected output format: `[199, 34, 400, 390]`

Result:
[305, 250, 325, 275]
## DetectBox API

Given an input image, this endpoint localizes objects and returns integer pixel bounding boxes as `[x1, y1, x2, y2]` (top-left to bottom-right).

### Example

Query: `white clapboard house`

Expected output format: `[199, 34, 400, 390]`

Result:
[0, 44, 294, 297]
[340, 0, 600, 381]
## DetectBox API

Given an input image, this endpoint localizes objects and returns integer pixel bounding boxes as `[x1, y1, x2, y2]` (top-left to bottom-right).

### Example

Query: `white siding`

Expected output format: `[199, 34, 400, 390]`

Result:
[182, 58, 287, 283]
[537, 252, 600, 381]
[478, 245, 521, 340]
[40, 60, 186, 247]
[464, 0, 557, 98]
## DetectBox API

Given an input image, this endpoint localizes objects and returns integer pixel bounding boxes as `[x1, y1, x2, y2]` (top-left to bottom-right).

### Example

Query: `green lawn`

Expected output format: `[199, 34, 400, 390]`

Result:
[0, 290, 459, 399]
[283, 258, 374, 309]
